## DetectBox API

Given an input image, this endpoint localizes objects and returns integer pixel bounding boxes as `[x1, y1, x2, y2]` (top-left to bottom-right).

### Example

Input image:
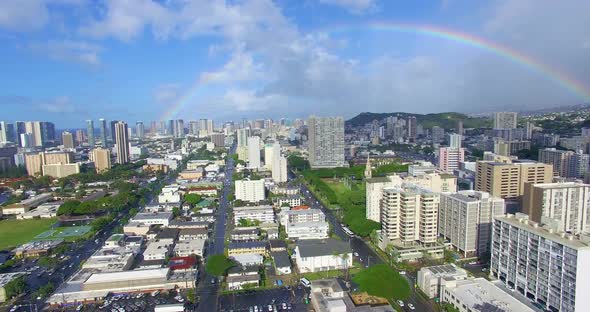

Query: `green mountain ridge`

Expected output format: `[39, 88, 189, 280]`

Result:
[346, 112, 491, 129]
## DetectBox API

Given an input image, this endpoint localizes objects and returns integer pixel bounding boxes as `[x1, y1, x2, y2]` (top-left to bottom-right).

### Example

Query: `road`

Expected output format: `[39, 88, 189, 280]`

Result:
[195, 144, 236, 312]
[293, 172, 435, 312]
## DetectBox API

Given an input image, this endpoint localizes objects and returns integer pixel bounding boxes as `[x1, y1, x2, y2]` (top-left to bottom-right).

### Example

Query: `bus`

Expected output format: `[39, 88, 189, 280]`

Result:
[342, 226, 354, 237]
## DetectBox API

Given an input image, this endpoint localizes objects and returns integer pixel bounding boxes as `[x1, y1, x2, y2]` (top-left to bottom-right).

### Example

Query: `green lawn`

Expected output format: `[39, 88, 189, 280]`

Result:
[352, 264, 411, 301]
[302, 267, 362, 281]
[0, 218, 57, 250]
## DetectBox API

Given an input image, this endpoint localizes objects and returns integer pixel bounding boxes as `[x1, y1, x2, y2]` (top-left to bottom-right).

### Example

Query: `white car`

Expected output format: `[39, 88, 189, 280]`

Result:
[353, 252, 359, 257]
[397, 300, 404, 307]
[408, 303, 415, 310]
[399, 271, 406, 275]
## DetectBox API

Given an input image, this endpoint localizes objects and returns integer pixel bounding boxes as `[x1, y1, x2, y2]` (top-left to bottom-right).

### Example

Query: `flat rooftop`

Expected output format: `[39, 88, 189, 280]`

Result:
[85, 268, 169, 284]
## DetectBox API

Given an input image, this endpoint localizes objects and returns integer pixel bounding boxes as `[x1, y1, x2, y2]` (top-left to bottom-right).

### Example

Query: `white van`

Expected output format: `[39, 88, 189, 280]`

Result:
[300, 277, 311, 288]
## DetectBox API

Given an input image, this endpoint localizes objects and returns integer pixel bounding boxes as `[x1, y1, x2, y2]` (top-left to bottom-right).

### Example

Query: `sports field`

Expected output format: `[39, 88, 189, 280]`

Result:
[0, 218, 57, 250]
[35, 225, 92, 241]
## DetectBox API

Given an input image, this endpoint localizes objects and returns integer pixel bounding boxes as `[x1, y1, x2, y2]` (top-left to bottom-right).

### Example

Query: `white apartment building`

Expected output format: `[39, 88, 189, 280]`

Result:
[285, 221, 329, 240]
[294, 239, 352, 273]
[366, 172, 456, 222]
[272, 155, 288, 183]
[233, 206, 275, 225]
[235, 179, 265, 203]
[173, 239, 205, 257]
[247, 136, 261, 169]
[439, 191, 505, 257]
[158, 185, 182, 204]
[276, 196, 301, 208]
[380, 186, 439, 247]
[523, 182, 590, 235]
[279, 209, 325, 225]
[307, 116, 346, 168]
[143, 240, 171, 261]
[490, 213, 590, 312]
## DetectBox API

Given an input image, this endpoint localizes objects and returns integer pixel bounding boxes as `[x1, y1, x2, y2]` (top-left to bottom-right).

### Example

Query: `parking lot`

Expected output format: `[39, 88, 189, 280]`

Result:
[218, 287, 309, 312]
[40, 290, 190, 312]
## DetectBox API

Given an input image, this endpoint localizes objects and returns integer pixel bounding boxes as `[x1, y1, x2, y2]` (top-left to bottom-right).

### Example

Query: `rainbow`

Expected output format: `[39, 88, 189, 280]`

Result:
[161, 22, 590, 120]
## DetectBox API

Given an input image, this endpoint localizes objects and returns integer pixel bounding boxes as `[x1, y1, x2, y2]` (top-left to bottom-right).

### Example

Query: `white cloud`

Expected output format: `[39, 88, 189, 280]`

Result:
[26, 40, 103, 66]
[200, 49, 265, 84]
[153, 83, 182, 104]
[35, 96, 77, 113]
[318, 0, 376, 14]
[0, 0, 49, 31]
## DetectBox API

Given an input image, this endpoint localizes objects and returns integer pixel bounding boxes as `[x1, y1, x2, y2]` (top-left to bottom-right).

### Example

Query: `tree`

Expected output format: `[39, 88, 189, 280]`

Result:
[205, 255, 235, 276]
[184, 193, 202, 205]
[4, 276, 26, 299]
[172, 207, 181, 218]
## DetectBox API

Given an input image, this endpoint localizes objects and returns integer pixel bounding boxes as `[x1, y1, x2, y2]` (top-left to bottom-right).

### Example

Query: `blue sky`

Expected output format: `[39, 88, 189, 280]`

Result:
[1, 0, 589, 128]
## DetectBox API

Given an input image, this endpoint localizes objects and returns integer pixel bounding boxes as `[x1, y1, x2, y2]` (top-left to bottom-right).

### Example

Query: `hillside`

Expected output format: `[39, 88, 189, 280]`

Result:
[346, 112, 491, 129]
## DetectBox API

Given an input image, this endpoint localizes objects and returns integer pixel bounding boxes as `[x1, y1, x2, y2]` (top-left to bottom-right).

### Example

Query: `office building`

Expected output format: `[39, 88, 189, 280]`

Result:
[114, 121, 130, 164]
[0, 147, 16, 172]
[235, 179, 265, 203]
[522, 182, 590, 234]
[380, 186, 439, 247]
[90, 148, 111, 173]
[0, 122, 14, 143]
[19, 133, 32, 148]
[99, 118, 108, 147]
[493, 112, 518, 129]
[475, 160, 553, 199]
[438, 146, 465, 174]
[448, 134, 461, 149]
[61, 131, 74, 149]
[431, 126, 445, 143]
[86, 120, 95, 146]
[439, 191, 505, 257]
[75, 129, 84, 146]
[247, 136, 261, 169]
[199, 119, 214, 134]
[490, 214, 590, 312]
[136, 121, 145, 139]
[307, 116, 346, 168]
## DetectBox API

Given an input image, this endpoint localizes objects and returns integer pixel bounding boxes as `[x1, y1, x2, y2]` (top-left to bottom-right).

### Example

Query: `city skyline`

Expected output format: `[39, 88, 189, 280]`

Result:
[1, 1, 590, 126]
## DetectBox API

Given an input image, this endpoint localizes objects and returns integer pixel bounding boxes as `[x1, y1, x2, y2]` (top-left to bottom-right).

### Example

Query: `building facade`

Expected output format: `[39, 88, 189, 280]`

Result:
[307, 116, 346, 168]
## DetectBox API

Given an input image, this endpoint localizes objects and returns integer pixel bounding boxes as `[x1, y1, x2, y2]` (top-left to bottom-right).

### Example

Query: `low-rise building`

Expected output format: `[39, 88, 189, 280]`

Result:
[230, 253, 264, 266]
[440, 277, 536, 312]
[130, 212, 173, 227]
[178, 228, 208, 241]
[276, 196, 302, 208]
[83, 247, 134, 272]
[417, 264, 468, 299]
[13, 239, 64, 258]
[2, 193, 52, 215]
[279, 209, 325, 225]
[0, 273, 24, 303]
[233, 206, 275, 225]
[271, 251, 292, 275]
[231, 228, 260, 241]
[228, 241, 267, 256]
[294, 239, 352, 273]
[227, 265, 260, 290]
[174, 239, 205, 257]
[16, 202, 60, 219]
[285, 221, 329, 240]
[143, 240, 172, 261]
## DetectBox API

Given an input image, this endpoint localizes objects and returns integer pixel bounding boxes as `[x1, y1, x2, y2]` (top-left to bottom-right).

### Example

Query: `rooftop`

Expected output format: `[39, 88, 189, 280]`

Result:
[84, 268, 169, 284]
[296, 239, 352, 258]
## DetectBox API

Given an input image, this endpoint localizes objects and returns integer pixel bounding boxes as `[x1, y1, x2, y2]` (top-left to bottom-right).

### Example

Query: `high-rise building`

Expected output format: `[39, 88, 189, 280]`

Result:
[272, 155, 288, 183]
[20, 133, 32, 148]
[24, 121, 43, 147]
[475, 160, 553, 199]
[407, 116, 417, 139]
[90, 148, 111, 173]
[136, 121, 145, 139]
[493, 112, 518, 129]
[538, 148, 589, 178]
[247, 136, 261, 169]
[86, 120, 95, 147]
[264, 142, 277, 170]
[189, 121, 199, 135]
[307, 116, 346, 168]
[75, 129, 85, 146]
[490, 213, 590, 312]
[380, 186, 439, 247]
[456, 120, 464, 135]
[0, 146, 16, 172]
[199, 119, 214, 134]
[210, 133, 225, 148]
[522, 182, 590, 234]
[235, 179, 265, 203]
[24, 151, 73, 176]
[15, 121, 26, 146]
[114, 121, 130, 164]
[448, 134, 462, 149]
[175, 119, 184, 138]
[61, 131, 74, 149]
[99, 118, 108, 147]
[167, 120, 174, 136]
[431, 126, 445, 143]
[439, 191, 505, 257]
[109, 120, 119, 143]
[40, 122, 55, 145]
[237, 128, 250, 147]
[438, 146, 465, 174]
[0, 122, 14, 143]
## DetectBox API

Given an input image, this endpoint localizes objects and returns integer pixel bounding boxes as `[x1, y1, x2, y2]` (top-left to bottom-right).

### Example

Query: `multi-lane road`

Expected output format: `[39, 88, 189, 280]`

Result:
[195, 144, 236, 312]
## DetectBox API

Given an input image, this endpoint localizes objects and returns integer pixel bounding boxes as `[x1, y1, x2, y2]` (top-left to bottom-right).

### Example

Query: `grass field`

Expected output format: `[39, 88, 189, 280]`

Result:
[0, 218, 57, 250]
[352, 264, 410, 301]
